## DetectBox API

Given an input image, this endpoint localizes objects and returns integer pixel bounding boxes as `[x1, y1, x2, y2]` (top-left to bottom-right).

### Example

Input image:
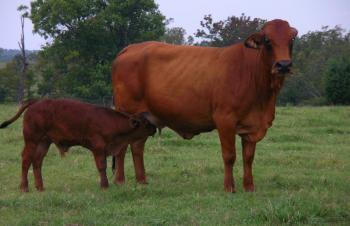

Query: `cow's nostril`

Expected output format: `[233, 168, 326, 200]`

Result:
[276, 60, 292, 73]
[276, 60, 292, 68]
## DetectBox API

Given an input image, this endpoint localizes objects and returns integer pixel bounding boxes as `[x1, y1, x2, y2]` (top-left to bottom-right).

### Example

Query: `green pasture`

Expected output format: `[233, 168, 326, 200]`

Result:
[0, 104, 349, 225]
[0, 62, 6, 69]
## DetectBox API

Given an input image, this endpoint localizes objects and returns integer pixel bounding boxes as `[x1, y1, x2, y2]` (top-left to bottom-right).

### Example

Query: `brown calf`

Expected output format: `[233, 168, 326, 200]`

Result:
[0, 99, 156, 192]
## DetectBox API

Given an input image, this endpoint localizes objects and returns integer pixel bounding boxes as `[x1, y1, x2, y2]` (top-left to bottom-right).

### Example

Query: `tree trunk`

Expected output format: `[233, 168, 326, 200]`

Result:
[17, 15, 27, 104]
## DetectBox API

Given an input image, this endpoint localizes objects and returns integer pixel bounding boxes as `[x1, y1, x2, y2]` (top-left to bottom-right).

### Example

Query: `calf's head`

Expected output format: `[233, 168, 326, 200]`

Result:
[129, 113, 157, 138]
[245, 19, 298, 76]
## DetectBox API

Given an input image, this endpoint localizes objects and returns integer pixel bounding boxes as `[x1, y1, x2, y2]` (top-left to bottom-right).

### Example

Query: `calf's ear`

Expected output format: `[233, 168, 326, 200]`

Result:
[129, 118, 140, 128]
[244, 32, 264, 49]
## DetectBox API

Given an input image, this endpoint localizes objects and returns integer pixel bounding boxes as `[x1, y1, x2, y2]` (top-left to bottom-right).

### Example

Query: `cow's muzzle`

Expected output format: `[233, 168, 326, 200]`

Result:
[273, 60, 292, 74]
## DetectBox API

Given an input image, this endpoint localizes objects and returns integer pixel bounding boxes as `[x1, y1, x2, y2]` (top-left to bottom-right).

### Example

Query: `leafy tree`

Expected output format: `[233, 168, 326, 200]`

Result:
[325, 57, 350, 105]
[17, 5, 30, 103]
[186, 35, 194, 45]
[162, 18, 193, 45]
[0, 60, 18, 102]
[0, 54, 36, 102]
[29, 0, 166, 100]
[195, 14, 266, 46]
[280, 26, 350, 105]
[164, 27, 187, 45]
[0, 49, 36, 63]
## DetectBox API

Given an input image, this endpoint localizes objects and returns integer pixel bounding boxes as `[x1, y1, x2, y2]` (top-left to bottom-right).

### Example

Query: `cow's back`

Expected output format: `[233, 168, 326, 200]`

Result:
[23, 100, 91, 141]
[112, 42, 243, 134]
[22, 99, 125, 144]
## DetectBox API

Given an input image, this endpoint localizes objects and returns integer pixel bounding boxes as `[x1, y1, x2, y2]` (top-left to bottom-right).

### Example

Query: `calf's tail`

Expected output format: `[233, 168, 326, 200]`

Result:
[0, 100, 37, 129]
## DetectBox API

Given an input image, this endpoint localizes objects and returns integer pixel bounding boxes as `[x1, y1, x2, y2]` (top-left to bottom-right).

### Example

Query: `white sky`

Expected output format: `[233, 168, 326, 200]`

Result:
[0, 0, 349, 50]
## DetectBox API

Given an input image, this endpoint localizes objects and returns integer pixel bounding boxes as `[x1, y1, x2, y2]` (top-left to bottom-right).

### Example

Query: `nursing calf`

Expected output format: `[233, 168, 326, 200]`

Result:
[0, 99, 156, 192]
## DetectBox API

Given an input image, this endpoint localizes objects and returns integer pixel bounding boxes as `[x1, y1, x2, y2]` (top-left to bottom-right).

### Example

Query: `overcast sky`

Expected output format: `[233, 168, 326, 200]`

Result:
[1, 0, 349, 50]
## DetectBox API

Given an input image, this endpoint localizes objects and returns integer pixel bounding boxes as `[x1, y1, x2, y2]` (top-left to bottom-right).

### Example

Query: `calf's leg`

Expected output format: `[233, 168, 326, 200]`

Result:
[93, 152, 108, 188]
[113, 144, 128, 185]
[130, 137, 148, 184]
[20, 142, 36, 192]
[32, 141, 50, 191]
[241, 139, 256, 192]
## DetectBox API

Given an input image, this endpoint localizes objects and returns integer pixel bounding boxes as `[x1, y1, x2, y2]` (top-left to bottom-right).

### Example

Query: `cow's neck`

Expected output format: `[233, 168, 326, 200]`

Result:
[225, 45, 286, 131]
[247, 47, 285, 109]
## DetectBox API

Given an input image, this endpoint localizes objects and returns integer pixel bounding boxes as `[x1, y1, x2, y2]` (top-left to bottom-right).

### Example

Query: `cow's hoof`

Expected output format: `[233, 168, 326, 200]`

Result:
[20, 186, 29, 193]
[224, 185, 236, 193]
[100, 183, 109, 189]
[36, 187, 45, 192]
[243, 185, 255, 192]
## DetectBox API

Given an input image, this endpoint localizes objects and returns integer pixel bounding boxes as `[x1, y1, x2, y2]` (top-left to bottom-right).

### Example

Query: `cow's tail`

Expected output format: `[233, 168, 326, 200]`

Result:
[0, 100, 37, 129]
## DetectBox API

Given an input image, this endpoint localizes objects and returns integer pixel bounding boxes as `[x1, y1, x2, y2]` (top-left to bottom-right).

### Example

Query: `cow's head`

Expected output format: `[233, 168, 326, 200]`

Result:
[129, 112, 157, 137]
[244, 19, 298, 76]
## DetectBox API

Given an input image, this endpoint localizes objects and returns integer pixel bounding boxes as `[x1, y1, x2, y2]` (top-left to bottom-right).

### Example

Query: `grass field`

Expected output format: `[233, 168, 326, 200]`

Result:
[0, 105, 349, 225]
[0, 62, 6, 69]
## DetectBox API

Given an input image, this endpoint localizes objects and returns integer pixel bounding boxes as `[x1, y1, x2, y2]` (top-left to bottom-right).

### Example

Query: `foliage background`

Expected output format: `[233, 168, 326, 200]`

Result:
[0, 2, 349, 105]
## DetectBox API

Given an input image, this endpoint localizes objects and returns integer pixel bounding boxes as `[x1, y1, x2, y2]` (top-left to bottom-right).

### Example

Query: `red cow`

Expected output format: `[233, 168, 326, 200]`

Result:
[112, 19, 297, 192]
[0, 99, 156, 192]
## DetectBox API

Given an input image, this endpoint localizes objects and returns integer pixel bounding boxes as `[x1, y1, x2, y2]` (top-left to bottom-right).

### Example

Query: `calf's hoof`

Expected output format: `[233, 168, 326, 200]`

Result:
[136, 179, 148, 185]
[114, 173, 125, 185]
[136, 175, 148, 185]
[114, 179, 125, 185]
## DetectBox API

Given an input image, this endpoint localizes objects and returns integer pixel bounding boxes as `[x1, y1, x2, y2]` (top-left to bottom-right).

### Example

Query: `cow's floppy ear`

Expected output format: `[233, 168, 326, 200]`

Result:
[290, 27, 298, 38]
[129, 118, 140, 128]
[244, 32, 264, 49]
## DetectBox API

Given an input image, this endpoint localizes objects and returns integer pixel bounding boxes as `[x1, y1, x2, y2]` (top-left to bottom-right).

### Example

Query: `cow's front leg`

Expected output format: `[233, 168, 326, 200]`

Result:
[130, 137, 148, 184]
[214, 113, 237, 193]
[241, 139, 256, 192]
[93, 152, 108, 189]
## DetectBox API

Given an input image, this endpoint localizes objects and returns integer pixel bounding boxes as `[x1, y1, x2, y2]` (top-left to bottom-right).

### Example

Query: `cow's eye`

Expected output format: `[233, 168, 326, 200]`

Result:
[289, 38, 295, 51]
[264, 37, 272, 50]
[290, 37, 295, 46]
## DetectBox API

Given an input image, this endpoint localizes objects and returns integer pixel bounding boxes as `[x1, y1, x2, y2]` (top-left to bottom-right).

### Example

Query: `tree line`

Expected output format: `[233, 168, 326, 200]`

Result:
[0, 0, 349, 105]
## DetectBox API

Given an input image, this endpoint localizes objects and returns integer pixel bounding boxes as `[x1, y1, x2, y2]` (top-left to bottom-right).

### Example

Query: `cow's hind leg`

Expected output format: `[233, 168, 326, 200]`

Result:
[32, 141, 50, 191]
[214, 113, 237, 193]
[241, 139, 256, 192]
[20, 142, 37, 192]
[130, 137, 148, 184]
[113, 144, 128, 185]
